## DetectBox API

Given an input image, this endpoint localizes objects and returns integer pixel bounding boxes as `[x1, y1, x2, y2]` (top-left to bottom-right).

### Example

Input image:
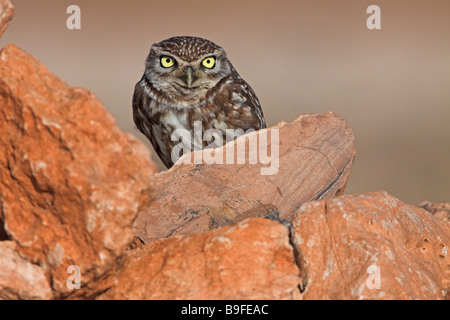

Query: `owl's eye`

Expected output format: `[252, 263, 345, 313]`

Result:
[202, 56, 216, 69]
[160, 56, 175, 68]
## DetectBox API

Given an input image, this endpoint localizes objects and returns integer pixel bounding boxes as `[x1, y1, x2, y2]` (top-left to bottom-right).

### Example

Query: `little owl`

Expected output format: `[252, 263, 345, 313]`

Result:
[132, 36, 266, 168]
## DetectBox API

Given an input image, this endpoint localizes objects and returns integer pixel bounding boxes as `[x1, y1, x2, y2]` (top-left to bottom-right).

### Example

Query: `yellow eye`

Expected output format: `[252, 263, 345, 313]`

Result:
[202, 56, 216, 69]
[160, 56, 175, 68]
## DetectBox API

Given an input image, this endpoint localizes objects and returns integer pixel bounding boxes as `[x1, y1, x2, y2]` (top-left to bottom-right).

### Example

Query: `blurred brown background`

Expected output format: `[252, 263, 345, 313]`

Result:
[1, 0, 449, 205]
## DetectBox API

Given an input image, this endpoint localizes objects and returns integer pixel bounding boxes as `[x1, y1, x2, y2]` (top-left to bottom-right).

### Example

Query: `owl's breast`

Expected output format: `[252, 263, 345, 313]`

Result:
[134, 73, 265, 168]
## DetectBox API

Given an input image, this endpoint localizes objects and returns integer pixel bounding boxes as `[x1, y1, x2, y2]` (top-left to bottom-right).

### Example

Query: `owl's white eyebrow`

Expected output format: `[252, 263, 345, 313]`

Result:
[158, 51, 176, 58]
[157, 51, 221, 64]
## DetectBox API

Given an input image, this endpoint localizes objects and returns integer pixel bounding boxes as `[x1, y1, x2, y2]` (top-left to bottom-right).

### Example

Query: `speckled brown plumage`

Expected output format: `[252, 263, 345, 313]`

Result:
[133, 36, 265, 168]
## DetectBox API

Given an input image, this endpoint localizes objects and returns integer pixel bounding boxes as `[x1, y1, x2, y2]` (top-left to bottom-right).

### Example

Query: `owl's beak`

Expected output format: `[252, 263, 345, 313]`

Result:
[183, 66, 196, 87]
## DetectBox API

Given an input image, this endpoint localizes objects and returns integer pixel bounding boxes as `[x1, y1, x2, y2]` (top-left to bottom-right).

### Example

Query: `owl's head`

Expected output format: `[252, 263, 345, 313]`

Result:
[144, 36, 235, 102]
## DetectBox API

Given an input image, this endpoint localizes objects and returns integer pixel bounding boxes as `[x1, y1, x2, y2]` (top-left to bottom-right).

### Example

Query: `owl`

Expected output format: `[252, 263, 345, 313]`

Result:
[132, 36, 266, 168]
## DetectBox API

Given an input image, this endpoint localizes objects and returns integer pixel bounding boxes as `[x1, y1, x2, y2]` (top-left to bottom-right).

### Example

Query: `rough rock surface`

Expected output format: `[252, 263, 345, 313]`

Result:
[0, 12, 447, 300]
[0, 0, 14, 38]
[99, 218, 302, 300]
[0, 44, 156, 299]
[0, 241, 52, 300]
[420, 201, 450, 222]
[290, 191, 449, 300]
[134, 112, 356, 243]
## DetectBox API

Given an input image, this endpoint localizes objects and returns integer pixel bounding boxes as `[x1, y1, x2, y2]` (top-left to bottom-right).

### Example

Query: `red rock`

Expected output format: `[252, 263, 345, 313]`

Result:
[0, 0, 14, 38]
[134, 112, 356, 242]
[99, 218, 302, 300]
[0, 241, 52, 300]
[0, 44, 156, 299]
[1, 28, 445, 302]
[290, 191, 449, 300]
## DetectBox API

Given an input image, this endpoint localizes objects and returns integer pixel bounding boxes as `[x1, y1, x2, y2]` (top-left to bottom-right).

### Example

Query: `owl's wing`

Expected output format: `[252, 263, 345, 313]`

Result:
[235, 78, 266, 129]
[132, 78, 175, 168]
[212, 76, 266, 131]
